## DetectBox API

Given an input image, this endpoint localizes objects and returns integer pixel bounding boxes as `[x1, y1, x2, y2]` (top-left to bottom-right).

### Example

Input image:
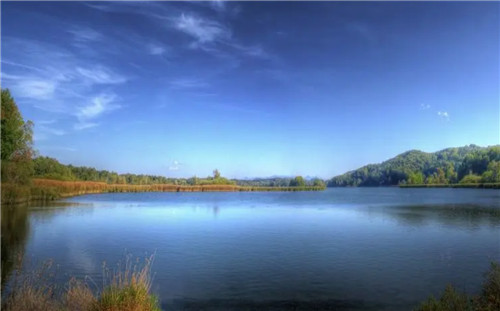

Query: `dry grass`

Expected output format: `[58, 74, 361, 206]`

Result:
[2, 179, 325, 204]
[94, 255, 159, 311]
[2, 256, 159, 311]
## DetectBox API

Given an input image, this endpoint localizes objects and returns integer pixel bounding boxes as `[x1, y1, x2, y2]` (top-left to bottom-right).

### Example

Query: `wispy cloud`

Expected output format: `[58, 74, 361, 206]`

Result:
[77, 66, 127, 84]
[168, 160, 182, 171]
[77, 93, 120, 120]
[174, 13, 230, 46]
[420, 103, 431, 110]
[169, 78, 208, 89]
[33, 121, 66, 141]
[148, 44, 167, 56]
[68, 27, 102, 42]
[16, 78, 57, 100]
[74, 122, 99, 130]
[1, 38, 127, 115]
[74, 93, 121, 130]
[210, 0, 226, 12]
[437, 111, 450, 121]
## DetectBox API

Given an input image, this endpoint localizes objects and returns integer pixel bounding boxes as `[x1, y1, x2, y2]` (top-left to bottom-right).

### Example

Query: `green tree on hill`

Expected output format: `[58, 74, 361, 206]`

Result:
[1, 89, 34, 185]
[481, 161, 500, 183]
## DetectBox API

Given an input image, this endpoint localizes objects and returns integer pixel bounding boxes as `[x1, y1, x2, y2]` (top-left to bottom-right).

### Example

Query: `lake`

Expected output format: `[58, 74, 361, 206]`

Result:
[2, 188, 500, 310]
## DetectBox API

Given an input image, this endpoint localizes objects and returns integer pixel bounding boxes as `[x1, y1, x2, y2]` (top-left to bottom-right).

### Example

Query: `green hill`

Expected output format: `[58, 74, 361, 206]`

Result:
[328, 145, 500, 187]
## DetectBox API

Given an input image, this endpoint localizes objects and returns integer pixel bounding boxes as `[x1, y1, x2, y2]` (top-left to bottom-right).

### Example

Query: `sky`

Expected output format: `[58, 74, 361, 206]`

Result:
[1, 1, 499, 179]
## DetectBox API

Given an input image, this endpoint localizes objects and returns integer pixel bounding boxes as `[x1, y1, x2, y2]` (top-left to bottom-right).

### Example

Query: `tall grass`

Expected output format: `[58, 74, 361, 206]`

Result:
[1, 179, 326, 205]
[2, 256, 160, 311]
[415, 262, 500, 311]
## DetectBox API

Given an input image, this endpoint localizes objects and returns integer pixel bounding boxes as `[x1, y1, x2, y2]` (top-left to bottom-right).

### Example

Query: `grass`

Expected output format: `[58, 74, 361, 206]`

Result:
[1, 179, 326, 205]
[415, 262, 500, 311]
[2, 256, 160, 311]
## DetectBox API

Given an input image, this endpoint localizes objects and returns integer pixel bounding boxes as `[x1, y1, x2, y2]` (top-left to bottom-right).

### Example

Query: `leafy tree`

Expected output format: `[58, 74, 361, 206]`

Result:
[289, 176, 306, 187]
[213, 169, 221, 179]
[1, 89, 34, 185]
[459, 174, 482, 184]
[312, 178, 326, 187]
[408, 171, 424, 184]
[481, 161, 500, 183]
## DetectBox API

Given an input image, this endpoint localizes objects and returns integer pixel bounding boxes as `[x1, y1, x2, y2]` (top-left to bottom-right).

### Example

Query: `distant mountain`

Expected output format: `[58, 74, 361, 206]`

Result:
[328, 145, 500, 187]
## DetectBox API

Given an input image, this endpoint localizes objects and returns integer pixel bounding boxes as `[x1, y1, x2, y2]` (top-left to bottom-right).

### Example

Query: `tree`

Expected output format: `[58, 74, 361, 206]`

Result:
[312, 179, 325, 188]
[459, 174, 482, 184]
[289, 176, 306, 187]
[1, 89, 34, 184]
[482, 161, 500, 183]
[407, 171, 424, 184]
[213, 169, 221, 179]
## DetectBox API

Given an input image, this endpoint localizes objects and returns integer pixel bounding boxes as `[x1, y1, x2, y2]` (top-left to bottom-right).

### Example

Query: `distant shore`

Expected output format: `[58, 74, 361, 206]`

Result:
[1, 178, 326, 205]
[399, 183, 500, 189]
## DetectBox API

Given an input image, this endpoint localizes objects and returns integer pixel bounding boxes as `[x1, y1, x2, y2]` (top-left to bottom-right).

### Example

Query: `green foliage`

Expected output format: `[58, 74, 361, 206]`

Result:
[289, 176, 306, 187]
[329, 145, 500, 187]
[235, 177, 292, 187]
[213, 169, 221, 179]
[415, 262, 500, 311]
[415, 285, 473, 311]
[481, 161, 500, 183]
[34, 157, 76, 181]
[459, 174, 482, 184]
[312, 178, 326, 188]
[1, 89, 34, 185]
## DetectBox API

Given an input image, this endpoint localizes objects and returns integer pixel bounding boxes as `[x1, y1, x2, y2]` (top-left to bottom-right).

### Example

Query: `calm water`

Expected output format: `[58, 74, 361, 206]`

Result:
[2, 188, 500, 310]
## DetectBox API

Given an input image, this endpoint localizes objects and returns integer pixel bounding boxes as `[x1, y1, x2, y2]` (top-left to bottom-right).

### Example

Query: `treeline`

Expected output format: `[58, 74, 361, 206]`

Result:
[235, 176, 326, 188]
[328, 145, 500, 187]
[34, 157, 236, 186]
[34, 157, 326, 188]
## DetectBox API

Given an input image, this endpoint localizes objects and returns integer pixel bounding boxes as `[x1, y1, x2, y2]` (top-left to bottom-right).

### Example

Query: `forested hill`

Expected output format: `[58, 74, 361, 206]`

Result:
[328, 145, 500, 187]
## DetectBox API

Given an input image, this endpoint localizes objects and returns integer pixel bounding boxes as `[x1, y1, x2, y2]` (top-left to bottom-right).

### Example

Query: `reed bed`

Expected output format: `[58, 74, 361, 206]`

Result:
[2, 256, 159, 311]
[1, 179, 325, 205]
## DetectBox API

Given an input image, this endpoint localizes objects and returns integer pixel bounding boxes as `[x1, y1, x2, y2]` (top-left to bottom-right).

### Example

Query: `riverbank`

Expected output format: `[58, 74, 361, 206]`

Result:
[400, 183, 500, 189]
[1, 179, 326, 205]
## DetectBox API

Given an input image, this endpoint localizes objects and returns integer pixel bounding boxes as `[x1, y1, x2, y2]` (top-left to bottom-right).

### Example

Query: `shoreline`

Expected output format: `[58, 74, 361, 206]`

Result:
[399, 183, 500, 189]
[1, 178, 326, 206]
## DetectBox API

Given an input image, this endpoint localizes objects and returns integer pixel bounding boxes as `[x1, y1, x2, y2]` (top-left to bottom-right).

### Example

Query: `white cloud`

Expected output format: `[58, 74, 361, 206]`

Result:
[168, 160, 182, 171]
[437, 111, 450, 120]
[169, 78, 208, 89]
[148, 44, 167, 56]
[16, 79, 57, 100]
[210, 0, 226, 12]
[420, 103, 431, 110]
[74, 122, 99, 130]
[68, 27, 102, 42]
[77, 93, 120, 120]
[174, 13, 230, 45]
[76, 66, 127, 84]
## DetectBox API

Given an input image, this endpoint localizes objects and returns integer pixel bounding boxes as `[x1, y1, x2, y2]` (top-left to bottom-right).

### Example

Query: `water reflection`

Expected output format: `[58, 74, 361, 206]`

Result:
[378, 204, 500, 229]
[164, 298, 385, 311]
[1, 201, 90, 288]
[1, 205, 29, 288]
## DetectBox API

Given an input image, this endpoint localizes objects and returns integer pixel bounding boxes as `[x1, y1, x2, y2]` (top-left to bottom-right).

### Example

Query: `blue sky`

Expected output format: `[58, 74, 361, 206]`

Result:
[1, 1, 499, 179]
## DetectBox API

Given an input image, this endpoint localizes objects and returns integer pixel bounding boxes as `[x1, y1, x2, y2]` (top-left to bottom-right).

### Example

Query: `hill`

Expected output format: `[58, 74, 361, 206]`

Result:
[328, 145, 500, 187]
